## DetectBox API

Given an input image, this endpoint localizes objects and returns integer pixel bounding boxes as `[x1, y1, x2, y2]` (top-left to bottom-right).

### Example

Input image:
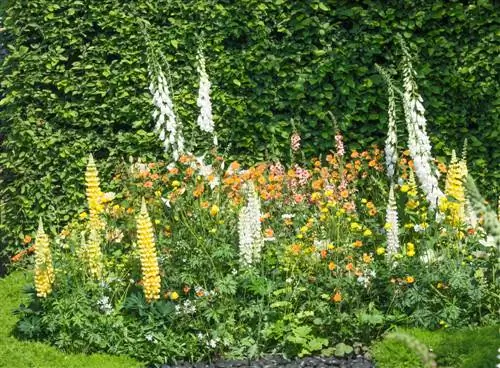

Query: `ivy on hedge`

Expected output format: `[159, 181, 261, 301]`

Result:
[0, 0, 498, 255]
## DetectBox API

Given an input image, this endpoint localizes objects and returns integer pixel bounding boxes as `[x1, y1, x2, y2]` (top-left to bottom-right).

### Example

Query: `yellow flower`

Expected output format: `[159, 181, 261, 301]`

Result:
[376, 247, 385, 255]
[406, 276, 415, 284]
[209, 204, 220, 217]
[350, 222, 362, 231]
[363, 229, 373, 237]
[400, 184, 410, 193]
[34, 219, 54, 298]
[170, 291, 179, 301]
[384, 222, 393, 230]
[172, 180, 181, 187]
[82, 229, 103, 279]
[136, 198, 161, 302]
[79, 212, 88, 220]
[85, 154, 105, 231]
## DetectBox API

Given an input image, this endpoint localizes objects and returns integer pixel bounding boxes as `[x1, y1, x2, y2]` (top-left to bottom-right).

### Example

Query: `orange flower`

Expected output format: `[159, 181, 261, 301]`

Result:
[294, 194, 304, 203]
[362, 253, 372, 264]
[368, 159, 377, 167]
[328, 261, 336, 271]
[23, 235, 32, 244]
[320, 249, 327, 259]
[200, 201, 209, 209]
[229, 161, 241, 171]
[144, 181, 153, 188]
[353, 240, 363, 248]
[351, 151, 359, 158]
[311, 179, 323, 190]
[168, 167, 179, 175]
[331, 291, 342, 302]
[290, 243, 301, 255]
[406, 276, 415, 284]
[345, 262, 354, 271]
[264, 228, 274, 238]
[340, 189, 349, 198]
[183, 285, 191, 294]
[151, 173, 160, 180]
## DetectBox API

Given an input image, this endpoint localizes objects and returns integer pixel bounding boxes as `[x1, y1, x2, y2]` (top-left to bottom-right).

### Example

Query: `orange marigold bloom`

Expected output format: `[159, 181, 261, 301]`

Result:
[362, 253, 372, 264]
[264, 228, 274, 238]
[23, 235, 32, 244]
[144, 181, 153, 188]
[320, 249, 327, 259]
[340, 189, 349, 198]
[368, 159, 377, 167]
[328, 261, 336, 270]
[345, 262, 354, 271]
[351, 151, 359, 158]
[290, 243, 301, 255]
[312, 179, 323, 190]
[406, 276, 415, 284]
[353, 240, 363, 248]
[332, 291, 342, 302]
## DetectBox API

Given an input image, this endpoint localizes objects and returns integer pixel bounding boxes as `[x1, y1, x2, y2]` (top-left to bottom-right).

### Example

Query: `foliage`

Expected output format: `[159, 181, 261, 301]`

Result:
[0, 271, 143, 368]
[0, 0, 499, 257]
[371, 326, 499, 368]
[13, 144, 499, 365]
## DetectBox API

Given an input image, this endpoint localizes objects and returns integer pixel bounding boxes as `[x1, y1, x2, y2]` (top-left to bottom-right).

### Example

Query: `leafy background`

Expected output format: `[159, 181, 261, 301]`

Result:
[0, 0, 498, 255]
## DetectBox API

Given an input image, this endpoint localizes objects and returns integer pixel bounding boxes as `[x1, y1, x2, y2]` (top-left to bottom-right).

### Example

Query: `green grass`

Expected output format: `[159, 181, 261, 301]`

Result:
[0, 271, 144, 368]
[371, 325, 500, 368]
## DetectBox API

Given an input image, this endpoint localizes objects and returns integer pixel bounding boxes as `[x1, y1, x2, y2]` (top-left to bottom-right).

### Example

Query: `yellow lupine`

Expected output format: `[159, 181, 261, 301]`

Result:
[83, 229, 103, 279]
[440, 151, 466, 225]
[85, 154, 105, 231]
[136, 198, 161, 302]
[34, 219, 54, 298]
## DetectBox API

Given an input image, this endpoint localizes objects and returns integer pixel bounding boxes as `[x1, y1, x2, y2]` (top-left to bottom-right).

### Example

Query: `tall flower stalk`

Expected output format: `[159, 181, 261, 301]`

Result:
[399, 37, 443, 209]
[85, 154, 105, 231]
[238, 182, 264, 266]
[385, 184, 400, 257]
[34, 219, 54, 298]
[440, 150, 467, 226]
[376, 64, 398, 180]
[83, 229, 103, 280]
[148, 48, 185, 161]
[136, 197, 161, 302]
[196, 49, 217, 146]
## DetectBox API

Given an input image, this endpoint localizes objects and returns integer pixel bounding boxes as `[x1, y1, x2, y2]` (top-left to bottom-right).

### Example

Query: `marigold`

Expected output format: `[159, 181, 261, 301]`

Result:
[328, 261, 336, 271]
[332, 291, 342, 302]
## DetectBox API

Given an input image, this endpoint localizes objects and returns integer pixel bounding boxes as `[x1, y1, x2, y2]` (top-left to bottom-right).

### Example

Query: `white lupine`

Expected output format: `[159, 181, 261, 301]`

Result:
[385, 184, 400, 257]
[238, 182, 264, 266]
[196, 50, 217, 146]
[400, 40, 444, 209]
[149, 63, 185, 161]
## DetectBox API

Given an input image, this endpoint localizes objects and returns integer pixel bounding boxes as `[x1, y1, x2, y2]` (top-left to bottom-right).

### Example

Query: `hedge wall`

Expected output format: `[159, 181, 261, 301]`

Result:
[0, 0, 498, 254]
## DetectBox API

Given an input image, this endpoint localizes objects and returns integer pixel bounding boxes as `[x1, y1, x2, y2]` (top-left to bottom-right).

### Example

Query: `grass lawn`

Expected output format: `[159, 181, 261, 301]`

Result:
[0, 270, 143, 368]
[371, 325, 499, 368]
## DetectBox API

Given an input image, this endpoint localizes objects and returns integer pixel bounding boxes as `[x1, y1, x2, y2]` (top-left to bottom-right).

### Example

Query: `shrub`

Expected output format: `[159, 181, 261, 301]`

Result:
[1, 0, 498, 258]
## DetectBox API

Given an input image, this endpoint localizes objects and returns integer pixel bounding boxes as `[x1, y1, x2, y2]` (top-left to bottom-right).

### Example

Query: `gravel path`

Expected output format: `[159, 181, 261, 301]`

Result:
[161, 355, 374, 368]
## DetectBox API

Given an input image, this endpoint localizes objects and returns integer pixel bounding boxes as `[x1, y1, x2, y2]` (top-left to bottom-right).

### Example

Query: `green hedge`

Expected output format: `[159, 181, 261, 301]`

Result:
[0, 0, 498, 255]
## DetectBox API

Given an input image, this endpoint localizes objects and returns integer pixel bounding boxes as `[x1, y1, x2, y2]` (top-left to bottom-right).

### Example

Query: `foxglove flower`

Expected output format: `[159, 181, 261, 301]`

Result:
[400, 39, 444, 208]
[196, 49, 217, 146]
[385, 184, 400, 257]
[148, 58, 185, 161]
[34, 219, 54, 298]
[290, 132, 301, 152]
[335, 132, 345, 158]
[238, 182, 264, 266]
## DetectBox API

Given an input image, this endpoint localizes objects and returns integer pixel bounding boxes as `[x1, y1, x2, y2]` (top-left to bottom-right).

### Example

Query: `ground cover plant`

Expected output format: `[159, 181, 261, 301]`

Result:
[8, 34, 500, 367]
[0, 271, 142, 368]
[371, 326, 499, 368]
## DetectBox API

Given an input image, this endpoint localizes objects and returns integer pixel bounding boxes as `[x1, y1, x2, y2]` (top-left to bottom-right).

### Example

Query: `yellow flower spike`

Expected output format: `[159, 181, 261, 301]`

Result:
[136, 197, 161, 302]
[34, 219, 55, 298]
[85, 154, 105, 231]
[440, 151, 466, 226]
[84, 229, 103, 279]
